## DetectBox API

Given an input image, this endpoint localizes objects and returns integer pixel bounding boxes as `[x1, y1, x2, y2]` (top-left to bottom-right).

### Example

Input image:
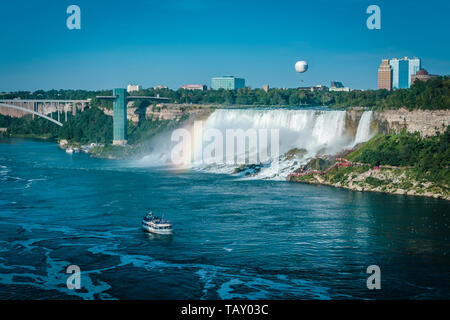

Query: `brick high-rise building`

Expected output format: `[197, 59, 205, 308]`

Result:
[378, 59, 392, 91]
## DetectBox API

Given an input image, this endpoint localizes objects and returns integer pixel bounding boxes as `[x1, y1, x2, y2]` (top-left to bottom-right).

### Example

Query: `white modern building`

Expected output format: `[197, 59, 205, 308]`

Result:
[127, 84, 142, 93]
[329, 87, 351, 92]
[329, 81, 351, 92]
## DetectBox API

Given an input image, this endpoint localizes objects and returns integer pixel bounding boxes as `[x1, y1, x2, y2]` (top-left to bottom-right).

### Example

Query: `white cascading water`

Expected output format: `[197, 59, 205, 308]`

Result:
[198, 109, 348, 179]
[353, 111, 373, 146]
[138, 109, 375, 180]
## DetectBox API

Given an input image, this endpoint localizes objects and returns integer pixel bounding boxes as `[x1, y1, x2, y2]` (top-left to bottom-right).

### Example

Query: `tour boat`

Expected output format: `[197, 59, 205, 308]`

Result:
[66, 148, 74, 154]
[142, 212, 173, 235]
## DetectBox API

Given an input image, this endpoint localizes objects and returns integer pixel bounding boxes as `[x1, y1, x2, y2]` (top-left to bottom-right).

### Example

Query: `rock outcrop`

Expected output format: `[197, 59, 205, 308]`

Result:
[373, 108, 449, 137]
[101, 103, 213, 124]
[290, 166, 450, 200]
[345, 108, 449, 137]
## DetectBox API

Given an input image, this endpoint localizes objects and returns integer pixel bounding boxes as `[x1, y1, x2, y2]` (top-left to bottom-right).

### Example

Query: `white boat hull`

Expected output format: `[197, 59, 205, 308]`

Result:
[142, 223, 172, 235]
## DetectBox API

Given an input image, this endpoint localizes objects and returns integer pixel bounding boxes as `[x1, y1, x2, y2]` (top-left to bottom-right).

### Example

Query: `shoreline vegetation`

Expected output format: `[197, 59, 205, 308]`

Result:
[288, 130, 450, 200]
[1, 76, 449, 199]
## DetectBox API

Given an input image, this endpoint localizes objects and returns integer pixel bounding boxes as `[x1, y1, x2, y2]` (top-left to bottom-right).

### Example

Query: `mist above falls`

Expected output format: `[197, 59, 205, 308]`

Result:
[138, 108, 374, 179]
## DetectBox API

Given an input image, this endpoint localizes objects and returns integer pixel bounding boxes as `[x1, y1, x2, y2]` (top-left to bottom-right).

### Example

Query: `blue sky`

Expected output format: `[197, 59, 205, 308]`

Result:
[0, 0, 449, 91]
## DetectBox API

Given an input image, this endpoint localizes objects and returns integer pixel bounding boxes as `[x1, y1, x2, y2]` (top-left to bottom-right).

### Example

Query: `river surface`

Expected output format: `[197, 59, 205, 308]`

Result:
[0, 138, 449, 299]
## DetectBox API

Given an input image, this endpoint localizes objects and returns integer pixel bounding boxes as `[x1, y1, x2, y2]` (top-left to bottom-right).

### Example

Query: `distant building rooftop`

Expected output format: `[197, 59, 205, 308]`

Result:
[330, 81, 344, 88]
[416, 69, 429, 75]
[411, 68, 439, 84]
[213, 76, 241, 79]
[298, 85, 328, 92]
[127, 84, 142, 93]
[181, 84, 207, 91]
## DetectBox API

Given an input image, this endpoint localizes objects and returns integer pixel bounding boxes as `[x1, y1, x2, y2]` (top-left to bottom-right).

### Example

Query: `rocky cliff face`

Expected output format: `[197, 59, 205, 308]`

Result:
[345, 107, 367, 135]
[346, 108, 449, 137]
[132, 106, 450, 137]
[373, 109, 449, 136]
[101, 103, 213, 124]
[101, 104, 449, 137]
[144, 104, 213, 122]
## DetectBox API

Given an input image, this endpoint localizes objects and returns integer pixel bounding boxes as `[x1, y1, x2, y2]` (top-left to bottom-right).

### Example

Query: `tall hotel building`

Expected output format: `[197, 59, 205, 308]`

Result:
[408, 58, 421, 87]
[378, 59, 392, 90]
[389, 57, 421, 89]
[378, 57, 421, 90]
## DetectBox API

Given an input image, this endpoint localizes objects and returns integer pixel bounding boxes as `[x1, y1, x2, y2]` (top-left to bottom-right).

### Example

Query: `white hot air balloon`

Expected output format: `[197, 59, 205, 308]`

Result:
[295, 61, 308, 73]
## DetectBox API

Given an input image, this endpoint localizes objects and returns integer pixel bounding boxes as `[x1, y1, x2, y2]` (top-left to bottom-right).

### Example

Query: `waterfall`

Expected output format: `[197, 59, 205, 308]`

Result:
[139, 108, 356, 179]
[353, 111, 373, 146]
[197, 109, 350, 178]
[201, 108, 349, 156]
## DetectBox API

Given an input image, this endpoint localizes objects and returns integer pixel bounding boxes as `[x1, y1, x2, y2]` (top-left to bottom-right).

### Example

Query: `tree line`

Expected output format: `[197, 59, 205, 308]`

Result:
[2, 76, 448, 110]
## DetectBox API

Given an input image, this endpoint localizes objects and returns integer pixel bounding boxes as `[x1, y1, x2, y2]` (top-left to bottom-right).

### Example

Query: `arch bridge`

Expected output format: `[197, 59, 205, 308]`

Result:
[1, 89, 170, 145]
[0, 99, 90, 127]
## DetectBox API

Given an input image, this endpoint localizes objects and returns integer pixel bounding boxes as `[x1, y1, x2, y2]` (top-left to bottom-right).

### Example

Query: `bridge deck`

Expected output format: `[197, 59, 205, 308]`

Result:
[0, 99, 90, 103]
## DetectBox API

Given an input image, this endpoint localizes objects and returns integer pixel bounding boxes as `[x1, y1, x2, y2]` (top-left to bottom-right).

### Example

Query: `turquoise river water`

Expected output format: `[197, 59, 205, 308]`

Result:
[0, 138, 449, 299]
